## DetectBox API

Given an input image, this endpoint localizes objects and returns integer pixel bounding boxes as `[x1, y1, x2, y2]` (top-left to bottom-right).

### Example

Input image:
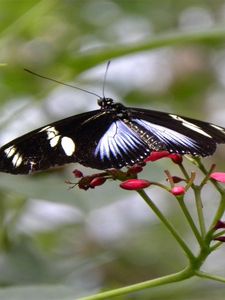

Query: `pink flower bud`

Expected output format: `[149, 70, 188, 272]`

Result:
[89, 177, 106, 188]
[145, 151, 170, 162]
[210, 172, 225, 183]
[171, 186, 185, 196]
[73, 169, 83, 178]
[120, 179, 151, 190]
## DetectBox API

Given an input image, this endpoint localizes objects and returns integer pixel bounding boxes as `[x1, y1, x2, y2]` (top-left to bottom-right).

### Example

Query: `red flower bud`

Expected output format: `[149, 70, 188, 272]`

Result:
[214, 220, 225, 230]
[168, 154, 183, 164]
[89, 177, 106, 188]
[120, 179, 151, 190]
[210, 172, 225, 183]
[145, 151, 170, 162]
[73, 169, 83, 178]
[214, 236, 225, 242]
[145, 151, 183, 164]
[171, 186, 185, 196]
[127, 165, 143, 175]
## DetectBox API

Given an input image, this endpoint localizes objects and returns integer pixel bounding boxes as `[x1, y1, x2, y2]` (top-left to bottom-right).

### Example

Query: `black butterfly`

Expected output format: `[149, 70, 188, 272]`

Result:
[0, 95, 225, 175]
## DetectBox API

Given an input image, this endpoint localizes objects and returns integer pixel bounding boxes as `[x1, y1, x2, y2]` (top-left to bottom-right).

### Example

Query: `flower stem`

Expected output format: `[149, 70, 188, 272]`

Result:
[179, 163, 190, 180]
[192, 158, 225, 194]
[192, 186, 206, 237]
[209, 193, 225, 230]
[196, 271, 225, 283]
[178, 197, 203, 247]
[137, 189, 195, 261]
[78, 267, 193, 300]
[210, 241, 222, 252]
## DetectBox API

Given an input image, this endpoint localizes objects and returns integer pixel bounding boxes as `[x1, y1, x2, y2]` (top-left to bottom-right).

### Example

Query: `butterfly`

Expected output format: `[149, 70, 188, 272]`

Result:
[0, 93, 225, 175]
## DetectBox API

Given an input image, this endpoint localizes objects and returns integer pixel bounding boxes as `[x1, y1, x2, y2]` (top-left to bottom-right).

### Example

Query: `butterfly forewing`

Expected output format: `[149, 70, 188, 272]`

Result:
[128, 107, 224, 156]
[0, 110, 102, 174]
[0, 107, 151, 174]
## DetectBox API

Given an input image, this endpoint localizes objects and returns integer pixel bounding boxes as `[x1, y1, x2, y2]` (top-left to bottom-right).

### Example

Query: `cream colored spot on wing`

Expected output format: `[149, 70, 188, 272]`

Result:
[39, 125, 51, 132]
[50, 135, 61, 147]
[12, 153, 23, 168]
[46, 126, 59, 140]
[61, 137, 75, 156]
[211, 124, 225, 132]
[169, 114, 212, 138]
[4, 145, 16, 158]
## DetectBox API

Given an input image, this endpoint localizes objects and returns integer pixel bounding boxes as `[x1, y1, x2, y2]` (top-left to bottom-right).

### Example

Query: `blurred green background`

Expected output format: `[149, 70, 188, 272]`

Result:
[1, 0, 225, 299]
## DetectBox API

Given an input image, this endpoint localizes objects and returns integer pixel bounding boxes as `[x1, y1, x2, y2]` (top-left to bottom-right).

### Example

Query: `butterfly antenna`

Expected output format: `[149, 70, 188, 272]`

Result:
[102, 60, 111, 99]
[24, 68, 101, 98]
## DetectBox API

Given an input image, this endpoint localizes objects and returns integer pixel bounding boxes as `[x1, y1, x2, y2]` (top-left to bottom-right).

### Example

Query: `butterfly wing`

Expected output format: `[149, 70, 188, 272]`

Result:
[0, 109, 151, 174]
[128, 107, 225, 156]
[2, 101, 225, 175]
[0, 110, 101, 174]
[92, 119, 150, 169]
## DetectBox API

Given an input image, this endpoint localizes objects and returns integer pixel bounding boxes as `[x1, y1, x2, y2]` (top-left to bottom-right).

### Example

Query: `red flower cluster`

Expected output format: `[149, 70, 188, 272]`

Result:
[69, 151, 188, 191]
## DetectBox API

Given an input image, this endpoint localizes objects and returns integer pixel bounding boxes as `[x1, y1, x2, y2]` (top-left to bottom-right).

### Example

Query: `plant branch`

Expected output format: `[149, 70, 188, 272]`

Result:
[196, 271, 225, 283]
[137, 189, 195, 261]
[192, 186, 206, 237]
[178, 198, 203, 247]
[78, 267, 193, 300]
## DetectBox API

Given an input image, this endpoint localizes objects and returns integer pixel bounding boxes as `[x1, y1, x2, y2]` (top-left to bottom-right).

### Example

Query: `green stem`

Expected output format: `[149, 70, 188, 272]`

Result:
[204, 192, 225, 245]
[189, 157, 225, 241]
[193, 186, 206, 237]
[199, 164, 216, 189]
[213, 229, 225, 238]
[192, 158, 225, 194]
[209, 193, 225, 230]
[178, 197, 203, 247]
[178, 164, 190, 181]
[196, 271, 225, 283]
[137, 190, 195, 261]
[210, 241, 222, 252]
[78, 267, 193, 300]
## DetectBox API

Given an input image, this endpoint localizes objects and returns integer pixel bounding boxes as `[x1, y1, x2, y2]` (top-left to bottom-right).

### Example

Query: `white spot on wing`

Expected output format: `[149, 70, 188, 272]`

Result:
[61, 137, 75, 156]
[39, 125, 51, 132]
[211, 124, 225, 132]
[4, 145, 16, 158]
[50, 136, 60, 147]
[12, 153, 23, 168]
[169, 114, 212, 138]
[41, 126, 61, 148]
[46, 126, 59, 140]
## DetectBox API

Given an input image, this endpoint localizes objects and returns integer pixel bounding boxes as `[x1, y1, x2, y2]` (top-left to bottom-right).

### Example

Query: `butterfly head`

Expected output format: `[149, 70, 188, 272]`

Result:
[98, 97, 114, 109]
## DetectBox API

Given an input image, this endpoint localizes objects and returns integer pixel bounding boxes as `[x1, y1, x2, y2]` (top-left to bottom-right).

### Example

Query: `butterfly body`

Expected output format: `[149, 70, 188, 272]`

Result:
[0, 97, 225, 174]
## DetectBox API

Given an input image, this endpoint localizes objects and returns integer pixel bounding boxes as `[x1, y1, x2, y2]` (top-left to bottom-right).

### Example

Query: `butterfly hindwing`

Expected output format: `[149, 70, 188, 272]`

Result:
[93, 119, 150, 169]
